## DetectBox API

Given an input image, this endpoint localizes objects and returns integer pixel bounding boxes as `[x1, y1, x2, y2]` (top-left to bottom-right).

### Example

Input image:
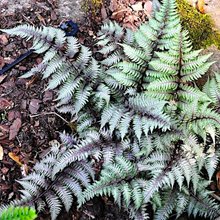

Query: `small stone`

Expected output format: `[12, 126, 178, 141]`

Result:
[4, 57, 14, 64]
[18, 66, 27, 71]
[43, 90, 53, 103]
[8, 110, 21, 122]
[36, 57, 43, 64]
[34, 120, 40, 127]
[0, 56, 5, 68]
[21, 100, 27, 110]
[29, 99, 41, 114]
[1, 167, 9, 174]
[0, 34, 8, 45]
[4, 43, 15, 52]
[88, 30, 94, 36]
[51, 11, 57, 21]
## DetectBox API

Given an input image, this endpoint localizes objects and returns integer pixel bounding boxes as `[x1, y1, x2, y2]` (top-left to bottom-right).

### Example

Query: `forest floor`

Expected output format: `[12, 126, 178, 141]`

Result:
[0, 0, 220, 220]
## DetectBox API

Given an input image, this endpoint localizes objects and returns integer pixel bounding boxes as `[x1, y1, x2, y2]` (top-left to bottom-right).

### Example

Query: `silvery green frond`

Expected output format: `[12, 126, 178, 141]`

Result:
[46, 65, 72, 90]
[75, 46, 92, 69]
[79, 157, 138, 207]
[45, 191, 62, 220]
[42, 55, 65, 79]
[1, 24, 43, 40]
[66, 37, 80, 58]
[101, 51, 122, 66]
[119, 112, 132, 140]
[56, 75, 82, 100]
[74, 85, 92, 113]
[154, 190, 176, 220]
[147, 31, 213, 103]
[20, 63, 46, 78]
[203, 73, 220, 112]
[95, 84, 111, 105]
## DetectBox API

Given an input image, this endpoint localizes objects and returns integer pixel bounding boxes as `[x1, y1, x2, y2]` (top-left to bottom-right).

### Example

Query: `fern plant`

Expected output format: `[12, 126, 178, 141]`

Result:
[0, 206, 37, 220]
[1, 0, 220, 219]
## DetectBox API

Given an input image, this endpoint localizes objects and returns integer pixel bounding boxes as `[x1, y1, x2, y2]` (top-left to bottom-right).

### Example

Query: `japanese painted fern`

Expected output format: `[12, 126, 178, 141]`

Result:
[1, 0, 220, 219]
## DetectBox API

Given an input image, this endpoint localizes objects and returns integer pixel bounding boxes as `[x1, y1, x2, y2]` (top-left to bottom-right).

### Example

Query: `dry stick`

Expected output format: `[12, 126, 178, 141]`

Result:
[30, 112, 70, 124]
[212, 193, 220, 202]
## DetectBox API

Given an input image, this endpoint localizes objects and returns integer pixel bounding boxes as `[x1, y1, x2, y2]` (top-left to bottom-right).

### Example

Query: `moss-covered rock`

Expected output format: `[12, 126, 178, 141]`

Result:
[176, 0, 220, 49]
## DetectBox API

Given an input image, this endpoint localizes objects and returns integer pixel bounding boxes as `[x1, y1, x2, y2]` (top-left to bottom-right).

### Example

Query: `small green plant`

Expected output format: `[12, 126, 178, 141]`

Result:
[0, 206, 37, 220]
[176, 0, 220, 49]
[0, 111, 7, 122]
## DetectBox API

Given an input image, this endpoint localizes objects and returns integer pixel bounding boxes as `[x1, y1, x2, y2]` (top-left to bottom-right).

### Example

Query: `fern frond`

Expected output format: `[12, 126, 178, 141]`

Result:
[147, 31, 213, 103]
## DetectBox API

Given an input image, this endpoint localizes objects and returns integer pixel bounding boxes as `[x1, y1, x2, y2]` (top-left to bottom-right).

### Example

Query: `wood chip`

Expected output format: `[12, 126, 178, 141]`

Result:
[9, 118, 22, 140]
[0, 75, 7, 84]
[0, 145, 3, 160]
[0, 34, 8, 45]
[0, 56, 5, 68]
[0, 98, 13, 110]
[29, 99, 41, 114]
[8, 152, 23, 166]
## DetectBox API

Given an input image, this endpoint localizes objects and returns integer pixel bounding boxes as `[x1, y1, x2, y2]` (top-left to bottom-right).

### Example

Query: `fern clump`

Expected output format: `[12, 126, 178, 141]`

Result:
[1, 0, 220, 219]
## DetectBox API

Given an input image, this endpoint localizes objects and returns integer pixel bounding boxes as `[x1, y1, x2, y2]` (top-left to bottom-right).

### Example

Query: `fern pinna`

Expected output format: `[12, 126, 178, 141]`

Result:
[1, 0, 220, 219]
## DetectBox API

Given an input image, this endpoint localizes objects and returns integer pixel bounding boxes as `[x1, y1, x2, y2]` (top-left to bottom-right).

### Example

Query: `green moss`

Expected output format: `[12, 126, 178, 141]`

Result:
[176, 0, 220, 49]
[81, 0, 103, 15]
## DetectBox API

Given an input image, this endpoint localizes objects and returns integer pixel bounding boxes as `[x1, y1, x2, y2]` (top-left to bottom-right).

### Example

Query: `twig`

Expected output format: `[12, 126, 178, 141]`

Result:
[212, 193, 220, 202]
[30, 112, 69, 124]
[21, 13, 35, 26]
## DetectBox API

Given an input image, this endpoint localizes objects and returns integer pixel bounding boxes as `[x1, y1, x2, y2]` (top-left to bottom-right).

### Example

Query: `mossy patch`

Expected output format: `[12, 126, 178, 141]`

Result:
[176, 0, 220, 49]
[81, 0, 103, 15]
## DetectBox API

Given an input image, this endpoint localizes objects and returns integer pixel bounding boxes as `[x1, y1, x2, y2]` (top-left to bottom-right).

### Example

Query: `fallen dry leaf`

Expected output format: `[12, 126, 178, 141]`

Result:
[29, 99, 41, 114]
[8, 110, 21, 122]
[0, 56, 5, 69]
[0, 145, 3, 160]
[0, 98, 13, 110]
[216, 171, 220, 190]
[0, 34, 8, 45]
[9, 118, 22, 140]
[101, 5, 108, 20]
[43, 90, 53, 103]
[110, 0, 152, 29]
[0, 124, 9, 140]
[1, 167, 9, 175]
[50, 11, 57, 21]
[8, 152, 23, 166]
[0, 74, 7, 84]
[0, 79, 15, 89]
